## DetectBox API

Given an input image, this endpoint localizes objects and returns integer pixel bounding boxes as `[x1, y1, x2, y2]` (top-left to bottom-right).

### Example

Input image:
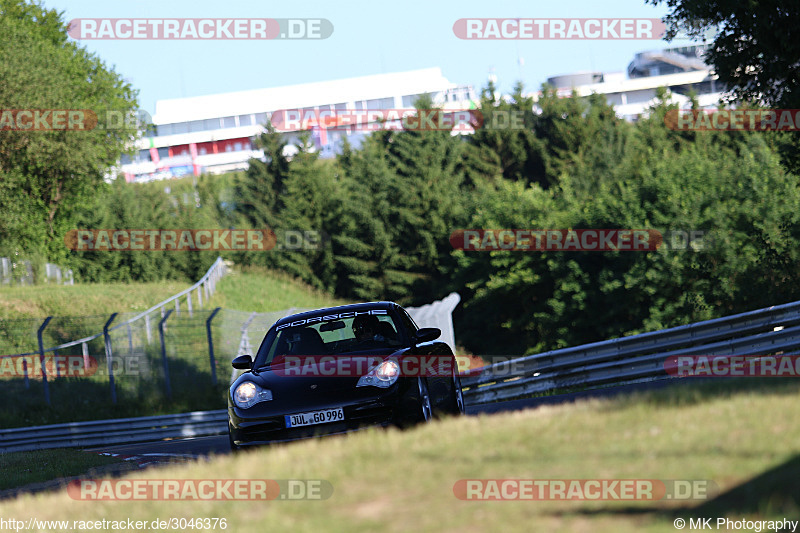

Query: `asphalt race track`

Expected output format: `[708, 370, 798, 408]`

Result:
[86, 379, 682, 458]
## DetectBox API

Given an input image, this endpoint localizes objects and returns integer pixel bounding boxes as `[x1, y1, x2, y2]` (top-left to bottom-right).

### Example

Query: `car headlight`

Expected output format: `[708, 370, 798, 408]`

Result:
[357, 360, 400, 388]
[233, 381, 273, 408]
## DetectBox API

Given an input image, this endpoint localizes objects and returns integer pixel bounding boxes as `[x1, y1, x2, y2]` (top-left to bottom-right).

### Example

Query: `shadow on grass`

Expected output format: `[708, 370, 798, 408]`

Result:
[606, 377, 800, 410]
[545, 454, 800, 523]
[0, 349, 228, 429]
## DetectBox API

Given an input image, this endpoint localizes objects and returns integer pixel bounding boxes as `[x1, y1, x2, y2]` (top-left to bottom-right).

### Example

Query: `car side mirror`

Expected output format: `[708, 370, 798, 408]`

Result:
[414, 328, 441, 344]
[231, 354, 253, 370]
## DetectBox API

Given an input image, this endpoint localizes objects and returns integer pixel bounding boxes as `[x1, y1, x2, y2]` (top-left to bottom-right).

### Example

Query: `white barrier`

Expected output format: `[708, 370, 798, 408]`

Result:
[407, 293, 461, 353]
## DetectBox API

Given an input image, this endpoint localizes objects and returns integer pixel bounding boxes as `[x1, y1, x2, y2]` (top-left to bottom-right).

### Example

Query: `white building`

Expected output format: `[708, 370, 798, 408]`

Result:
[118, 45, 727, 182]
[536, 44, 725, 120]
[119, 68, 477, 182]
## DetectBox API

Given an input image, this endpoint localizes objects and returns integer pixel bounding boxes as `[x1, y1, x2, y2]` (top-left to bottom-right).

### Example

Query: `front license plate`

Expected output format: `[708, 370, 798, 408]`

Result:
[285, 408, 344, 428]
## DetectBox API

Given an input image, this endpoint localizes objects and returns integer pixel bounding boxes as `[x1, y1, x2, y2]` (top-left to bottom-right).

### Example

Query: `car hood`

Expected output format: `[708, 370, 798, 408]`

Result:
[230, 351, 407, 415]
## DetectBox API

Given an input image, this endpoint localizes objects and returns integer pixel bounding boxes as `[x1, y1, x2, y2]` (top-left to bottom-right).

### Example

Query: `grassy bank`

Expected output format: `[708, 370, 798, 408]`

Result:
[0, 450, 126, 493]
[0, 281, 191, 320]
[2, 380, 798, 531]
[206, 265, 349, 312]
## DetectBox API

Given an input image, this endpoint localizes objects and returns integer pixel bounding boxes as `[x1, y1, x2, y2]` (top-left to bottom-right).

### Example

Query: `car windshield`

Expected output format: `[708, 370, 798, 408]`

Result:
[254, 312, 405, 366]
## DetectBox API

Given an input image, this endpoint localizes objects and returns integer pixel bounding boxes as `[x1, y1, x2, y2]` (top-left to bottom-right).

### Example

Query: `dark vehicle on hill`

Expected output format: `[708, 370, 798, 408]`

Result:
[228, 301, 464, 450]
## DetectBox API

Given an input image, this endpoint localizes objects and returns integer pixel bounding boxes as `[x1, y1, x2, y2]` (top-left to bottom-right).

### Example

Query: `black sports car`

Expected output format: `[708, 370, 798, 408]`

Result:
[228, 301, 464, 449]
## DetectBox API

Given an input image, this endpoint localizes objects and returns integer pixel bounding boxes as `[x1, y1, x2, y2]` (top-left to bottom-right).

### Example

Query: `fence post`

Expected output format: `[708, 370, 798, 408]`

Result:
[82, 342, 89, 371]
[187, 293, 193, 318]
[22, 358, 29, 389]
[206, 307, 222, 386]
[175, 299, 180, 316]
[37, 316, 53, 405]
[127, 322, 134, 356]
[53, 348, 60, 379]
[159, 309, 174, 399]
[237, 312, 258, 356]
[197, 285, 203, 309]
[145, 314, 152, 344]
[104, 313, 118, 404]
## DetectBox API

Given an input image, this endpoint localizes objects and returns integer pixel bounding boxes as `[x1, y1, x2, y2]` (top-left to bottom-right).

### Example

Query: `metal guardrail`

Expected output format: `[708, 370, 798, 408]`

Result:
[0, 410, 229, 453]
[461, 299, 800, 404]
[5, 299, 799, 453]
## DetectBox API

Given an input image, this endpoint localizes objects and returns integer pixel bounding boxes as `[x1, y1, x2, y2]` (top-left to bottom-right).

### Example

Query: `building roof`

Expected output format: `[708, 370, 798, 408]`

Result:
[153, 67, 455, 124]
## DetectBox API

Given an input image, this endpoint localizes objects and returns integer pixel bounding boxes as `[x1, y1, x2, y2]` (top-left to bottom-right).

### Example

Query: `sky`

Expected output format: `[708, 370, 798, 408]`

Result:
[46, 0, 699, 115]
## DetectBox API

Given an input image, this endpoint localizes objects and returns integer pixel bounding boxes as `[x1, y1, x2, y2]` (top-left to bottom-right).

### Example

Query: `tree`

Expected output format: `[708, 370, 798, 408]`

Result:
[0, 0, 139, 260]
[649, 0, 800, 109]
[233, 123, 290, 233]
[330, 96, 470, 303]
[647, 0, 800, 172]
[454, 90, 800, 355]
[462, 82, 545, 187]
[267, 135, 339, 291]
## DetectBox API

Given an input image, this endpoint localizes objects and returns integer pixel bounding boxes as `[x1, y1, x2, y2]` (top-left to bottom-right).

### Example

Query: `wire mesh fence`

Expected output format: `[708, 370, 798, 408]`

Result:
[0, 308, 297, 423]
[0, 282, 459, 428]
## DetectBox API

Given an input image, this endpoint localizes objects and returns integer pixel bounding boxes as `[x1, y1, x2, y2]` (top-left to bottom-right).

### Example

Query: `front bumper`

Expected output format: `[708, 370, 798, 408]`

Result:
[229, 398, 396, 446]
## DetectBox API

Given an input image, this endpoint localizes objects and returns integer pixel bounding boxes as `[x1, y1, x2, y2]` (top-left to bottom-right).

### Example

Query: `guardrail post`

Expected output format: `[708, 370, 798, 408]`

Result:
[159, 309, 174, 399]
[37, 316, 53, 405]
[104, 313, 118, 404]
[206, 307, 222, 385]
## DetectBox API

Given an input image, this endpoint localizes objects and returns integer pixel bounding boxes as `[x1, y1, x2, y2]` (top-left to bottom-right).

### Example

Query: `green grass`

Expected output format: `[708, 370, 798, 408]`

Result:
[0, 449, 126, 492]
[0, 281, 191, 320]
[2, 380, 798, 531]
[0, 264, 346, 321]
[206, 265, 349, 312]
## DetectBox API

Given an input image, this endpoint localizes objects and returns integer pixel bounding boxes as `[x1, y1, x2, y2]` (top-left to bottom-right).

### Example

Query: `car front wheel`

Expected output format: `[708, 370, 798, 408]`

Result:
[438, 366, 465, 415]
[418, 377, 432, 422]
[396, 377, 432, 427]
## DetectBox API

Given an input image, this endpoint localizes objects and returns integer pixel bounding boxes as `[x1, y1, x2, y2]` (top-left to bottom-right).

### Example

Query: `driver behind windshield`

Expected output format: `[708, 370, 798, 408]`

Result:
[352, 314, 381, 343]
